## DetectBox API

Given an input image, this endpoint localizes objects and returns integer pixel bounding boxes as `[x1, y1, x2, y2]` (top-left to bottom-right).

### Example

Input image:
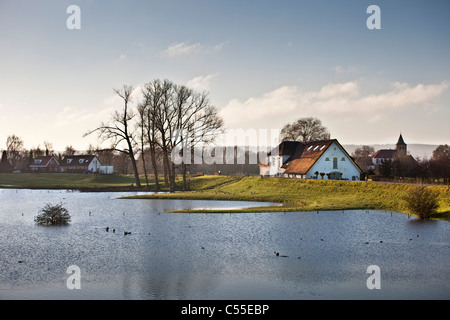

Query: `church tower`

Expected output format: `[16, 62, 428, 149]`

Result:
[395, 133, 407, 158]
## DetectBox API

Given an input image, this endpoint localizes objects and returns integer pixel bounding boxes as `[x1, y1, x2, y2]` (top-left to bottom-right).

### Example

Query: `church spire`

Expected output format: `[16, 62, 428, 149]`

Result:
[397, 133, 406, 146]
[395, 133, 407, 157]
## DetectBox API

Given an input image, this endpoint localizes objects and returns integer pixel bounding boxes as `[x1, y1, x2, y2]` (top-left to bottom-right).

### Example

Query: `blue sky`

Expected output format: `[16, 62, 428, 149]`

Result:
[0, 0, 449, 151]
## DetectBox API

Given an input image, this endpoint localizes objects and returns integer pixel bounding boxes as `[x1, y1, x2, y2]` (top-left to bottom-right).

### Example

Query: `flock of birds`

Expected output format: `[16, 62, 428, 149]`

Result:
[272, 233, 422, 259]
[104, 226, 131, 235]
[89, 211, 133, 236]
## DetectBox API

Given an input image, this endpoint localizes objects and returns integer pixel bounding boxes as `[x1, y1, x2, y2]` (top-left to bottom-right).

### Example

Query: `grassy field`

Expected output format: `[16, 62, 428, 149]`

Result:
[0, 173, 150, 190]
[127, 175, 450, 220]
[1, 173, 449, 219]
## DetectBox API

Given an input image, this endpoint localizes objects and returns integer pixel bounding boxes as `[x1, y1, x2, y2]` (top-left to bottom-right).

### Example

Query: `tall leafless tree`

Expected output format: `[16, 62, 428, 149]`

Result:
[6, 134, 25, 170]
[139, 79, 224, 191]
[84, 85, 141, 187]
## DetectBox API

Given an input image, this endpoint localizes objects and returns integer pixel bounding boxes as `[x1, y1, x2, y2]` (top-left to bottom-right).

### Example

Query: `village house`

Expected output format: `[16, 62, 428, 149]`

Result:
[370, 134, 417, 176]
[260, 139, 362, 181]
[372, 134, 408, 166]
[60, 155, 102, 174]
[29, 156, 60, 173]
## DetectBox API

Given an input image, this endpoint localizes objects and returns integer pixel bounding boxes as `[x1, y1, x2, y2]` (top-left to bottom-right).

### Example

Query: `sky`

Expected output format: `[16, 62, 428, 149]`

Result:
[0, 0, 449, 152]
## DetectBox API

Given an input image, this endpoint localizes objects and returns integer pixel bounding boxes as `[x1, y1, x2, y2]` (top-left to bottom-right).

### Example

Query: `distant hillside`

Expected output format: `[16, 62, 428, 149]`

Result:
[343, 144, 439, 159]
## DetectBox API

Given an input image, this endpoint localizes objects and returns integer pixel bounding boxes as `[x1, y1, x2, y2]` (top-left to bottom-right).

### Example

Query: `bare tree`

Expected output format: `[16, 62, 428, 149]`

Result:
[137, 102, 150, 188]
[352, 145, 375, 159]
[173, 88, 224, 190]
[64, 145, 77, 156]
[353, 145, 375, 174]
[6, 135, 25, 170]
[84, 85, 141, 187]
[430, 144, 450, 182]
[140, 80, 166, 191]
[280, 117, 330, 143]
[43, 141, 54, 156]
[139, 79, 224, 191]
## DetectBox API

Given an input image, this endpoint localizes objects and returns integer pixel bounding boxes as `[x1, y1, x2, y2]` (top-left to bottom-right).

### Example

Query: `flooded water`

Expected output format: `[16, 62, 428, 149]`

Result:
[0, 188, 449, 300]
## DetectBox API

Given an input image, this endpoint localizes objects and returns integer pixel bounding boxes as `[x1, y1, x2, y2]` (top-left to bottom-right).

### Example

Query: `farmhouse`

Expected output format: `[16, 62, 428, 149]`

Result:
[29, 156, 60, 173]
[260, 139, 362, 181]
[60, 155, 101, 173]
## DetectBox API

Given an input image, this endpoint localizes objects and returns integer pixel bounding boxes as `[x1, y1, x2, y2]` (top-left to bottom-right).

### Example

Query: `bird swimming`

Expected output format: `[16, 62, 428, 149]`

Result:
[274, 251, 289, 258]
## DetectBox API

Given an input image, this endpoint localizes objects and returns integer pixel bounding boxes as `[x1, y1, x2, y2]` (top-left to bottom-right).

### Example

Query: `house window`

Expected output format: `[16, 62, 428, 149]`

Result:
[341, 157, 345, 161]
[325, 157, 330, 161]
[34, 159, 42, 164]
[333, 158, 338, 169]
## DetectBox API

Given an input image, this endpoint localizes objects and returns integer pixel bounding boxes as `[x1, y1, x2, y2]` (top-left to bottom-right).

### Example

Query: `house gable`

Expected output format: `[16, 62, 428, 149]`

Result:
[284, 140, 362, 180]
[306, 141, 361, 180]
[61, 155, 101, 173]
[29, 156, 59, 168]
[29, 156, 60, 172]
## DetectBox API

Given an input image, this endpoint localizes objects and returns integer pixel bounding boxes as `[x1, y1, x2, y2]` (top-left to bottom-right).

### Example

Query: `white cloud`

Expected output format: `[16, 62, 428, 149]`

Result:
[186, 73, 219, 92]
[219, 81, 448, 129]
[160, 41, 227, 57]
[334, 65, 358, 74]
[317, 81, 359, 99]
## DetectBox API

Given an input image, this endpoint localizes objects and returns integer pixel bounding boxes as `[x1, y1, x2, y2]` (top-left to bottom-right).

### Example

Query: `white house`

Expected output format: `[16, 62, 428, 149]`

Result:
[99, 165, 114, 175]
[29, 156, 60, 173]
[260, 139, 362, 181]
[60, 155, 101, 173]
[259, 141, 301, 177]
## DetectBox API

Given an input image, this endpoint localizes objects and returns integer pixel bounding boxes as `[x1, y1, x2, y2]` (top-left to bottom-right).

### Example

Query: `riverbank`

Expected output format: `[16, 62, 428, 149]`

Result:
[126, 175, 450, 220]
[1, 173, 449, 220]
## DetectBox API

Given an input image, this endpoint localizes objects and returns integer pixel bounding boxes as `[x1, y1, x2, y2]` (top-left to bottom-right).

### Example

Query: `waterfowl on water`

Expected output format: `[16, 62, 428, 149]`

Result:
[274, 251, 289, 258]
[124, 231, 131, 235]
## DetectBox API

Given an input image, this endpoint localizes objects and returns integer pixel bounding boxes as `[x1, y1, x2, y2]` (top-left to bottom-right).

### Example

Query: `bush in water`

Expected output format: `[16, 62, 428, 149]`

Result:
[35, 203, 71, 226]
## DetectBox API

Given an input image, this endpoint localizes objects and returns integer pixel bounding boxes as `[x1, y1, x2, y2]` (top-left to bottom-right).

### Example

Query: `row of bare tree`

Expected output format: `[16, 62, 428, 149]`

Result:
[84, 79, 224, 191]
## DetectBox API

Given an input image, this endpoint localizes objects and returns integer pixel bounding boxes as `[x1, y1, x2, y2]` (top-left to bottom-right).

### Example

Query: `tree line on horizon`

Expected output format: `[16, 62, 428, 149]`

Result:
[1, 86, 449, 185]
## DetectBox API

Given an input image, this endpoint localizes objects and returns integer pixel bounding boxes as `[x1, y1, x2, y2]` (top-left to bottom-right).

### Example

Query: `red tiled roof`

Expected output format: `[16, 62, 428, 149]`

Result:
[372, 149, 397, 159]
[283, 140, 335, 175]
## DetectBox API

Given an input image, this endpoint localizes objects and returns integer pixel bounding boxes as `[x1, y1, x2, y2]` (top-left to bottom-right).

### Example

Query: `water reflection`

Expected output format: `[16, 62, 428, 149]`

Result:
[0, 188, 449, 300]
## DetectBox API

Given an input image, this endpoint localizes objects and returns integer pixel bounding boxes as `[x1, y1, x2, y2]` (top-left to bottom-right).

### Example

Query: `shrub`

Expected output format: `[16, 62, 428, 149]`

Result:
[402, 186, 440, 219]
[35, 203, 71, 226]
